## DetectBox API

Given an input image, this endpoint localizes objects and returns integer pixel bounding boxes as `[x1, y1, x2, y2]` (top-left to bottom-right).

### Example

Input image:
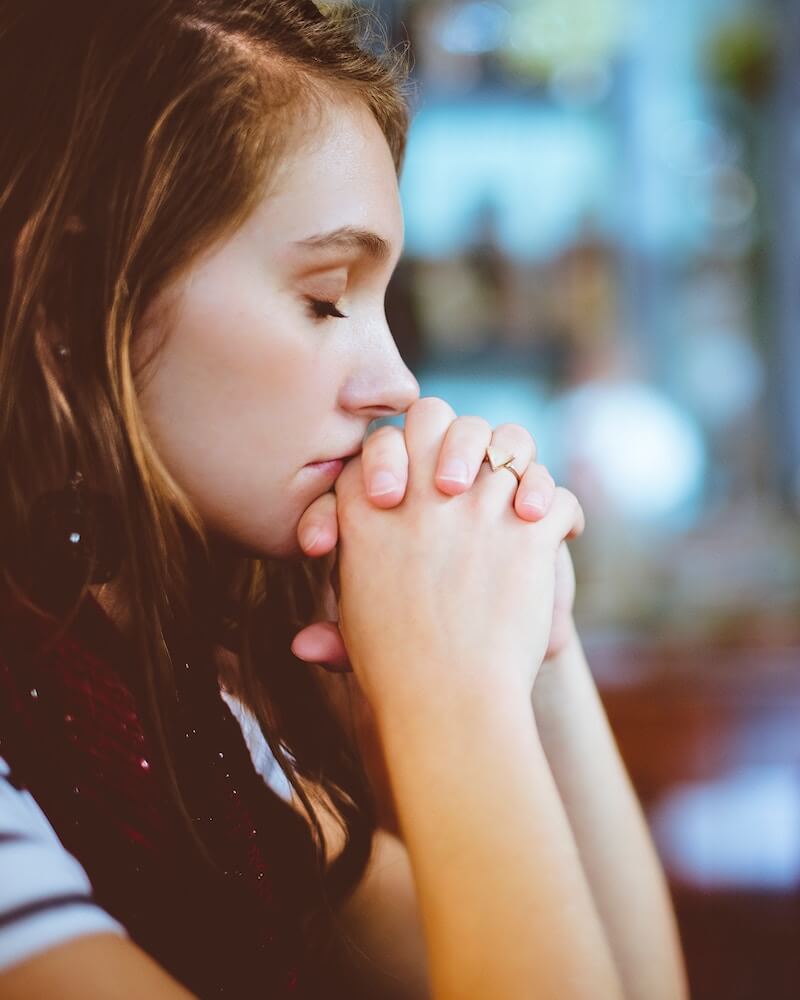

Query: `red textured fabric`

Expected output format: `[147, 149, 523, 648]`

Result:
[0, 590, 318, 997]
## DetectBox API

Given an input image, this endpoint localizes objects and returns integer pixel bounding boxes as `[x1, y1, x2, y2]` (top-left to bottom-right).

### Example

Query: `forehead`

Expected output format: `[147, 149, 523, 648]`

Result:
[248, 97, 404, 260]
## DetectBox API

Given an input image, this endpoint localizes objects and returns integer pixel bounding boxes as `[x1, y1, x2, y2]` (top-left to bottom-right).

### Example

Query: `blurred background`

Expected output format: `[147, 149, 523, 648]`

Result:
[332, 0, 800, 996]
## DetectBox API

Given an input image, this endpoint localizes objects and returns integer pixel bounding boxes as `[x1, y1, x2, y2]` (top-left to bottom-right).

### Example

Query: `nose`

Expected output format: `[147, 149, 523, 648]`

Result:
[338, 323, 420, 419]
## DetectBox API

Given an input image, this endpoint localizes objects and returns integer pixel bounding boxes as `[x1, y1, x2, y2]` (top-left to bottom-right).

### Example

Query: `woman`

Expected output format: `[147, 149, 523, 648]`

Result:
[0, 1, 687, 997]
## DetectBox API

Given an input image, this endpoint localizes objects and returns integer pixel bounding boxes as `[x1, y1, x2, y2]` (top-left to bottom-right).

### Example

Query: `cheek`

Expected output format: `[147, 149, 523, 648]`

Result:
[134, 285, 335, 552]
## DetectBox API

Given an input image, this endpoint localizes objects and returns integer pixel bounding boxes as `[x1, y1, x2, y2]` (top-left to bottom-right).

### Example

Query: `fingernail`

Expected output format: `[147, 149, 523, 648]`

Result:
[301, 527, 322, 550]
[368, 471, 400, 497]
[438, 459, 469, 485]
[519, 492, 548, 515]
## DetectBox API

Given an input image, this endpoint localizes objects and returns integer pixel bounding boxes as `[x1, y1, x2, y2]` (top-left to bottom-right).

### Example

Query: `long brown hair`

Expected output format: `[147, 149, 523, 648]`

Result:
[0, 0, 408, 958]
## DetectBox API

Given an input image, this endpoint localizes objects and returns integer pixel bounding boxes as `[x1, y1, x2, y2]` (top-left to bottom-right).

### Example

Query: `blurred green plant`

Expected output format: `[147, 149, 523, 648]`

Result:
[500, 0, 628, 82]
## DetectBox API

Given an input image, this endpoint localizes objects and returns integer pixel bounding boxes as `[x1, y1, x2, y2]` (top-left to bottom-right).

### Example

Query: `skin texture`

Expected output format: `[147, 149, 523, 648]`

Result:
[3, 87, 689, 999]
[291, 419, 574, 671]
[132, 97, 419, 559]
[126, 90, 566, 651]
[329, 396, 584, 710]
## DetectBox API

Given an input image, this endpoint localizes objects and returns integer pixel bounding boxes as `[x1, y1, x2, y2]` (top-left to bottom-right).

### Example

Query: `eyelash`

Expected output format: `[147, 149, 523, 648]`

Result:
[306, 297, 348, 321]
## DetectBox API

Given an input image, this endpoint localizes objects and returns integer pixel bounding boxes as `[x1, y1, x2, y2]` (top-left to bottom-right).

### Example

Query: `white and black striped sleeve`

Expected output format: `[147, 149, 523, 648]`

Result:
[0, 756, 125, 973]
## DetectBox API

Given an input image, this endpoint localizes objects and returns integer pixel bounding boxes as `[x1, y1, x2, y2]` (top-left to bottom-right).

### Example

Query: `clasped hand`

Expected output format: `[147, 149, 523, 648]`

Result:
[291, 397, 583, 692]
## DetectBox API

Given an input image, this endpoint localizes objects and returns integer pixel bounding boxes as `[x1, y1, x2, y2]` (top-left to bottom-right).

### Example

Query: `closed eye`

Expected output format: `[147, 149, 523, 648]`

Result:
[306, 297, 348, 321]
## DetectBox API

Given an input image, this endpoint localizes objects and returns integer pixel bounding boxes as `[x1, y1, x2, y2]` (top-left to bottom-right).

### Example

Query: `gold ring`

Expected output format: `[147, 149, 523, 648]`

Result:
[483, 446, 523, 485]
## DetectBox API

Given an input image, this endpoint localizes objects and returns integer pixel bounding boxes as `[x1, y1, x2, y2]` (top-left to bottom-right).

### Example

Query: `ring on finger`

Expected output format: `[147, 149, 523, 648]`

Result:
[483, 445, 524, 486]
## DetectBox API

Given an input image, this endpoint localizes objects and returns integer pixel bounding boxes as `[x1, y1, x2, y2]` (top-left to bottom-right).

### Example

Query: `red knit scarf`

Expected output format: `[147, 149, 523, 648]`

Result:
[0, 590, 323, 997]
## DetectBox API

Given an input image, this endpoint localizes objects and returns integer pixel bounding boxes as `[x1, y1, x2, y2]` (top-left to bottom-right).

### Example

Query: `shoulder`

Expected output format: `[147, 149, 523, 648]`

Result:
[0, 757, 125, 974]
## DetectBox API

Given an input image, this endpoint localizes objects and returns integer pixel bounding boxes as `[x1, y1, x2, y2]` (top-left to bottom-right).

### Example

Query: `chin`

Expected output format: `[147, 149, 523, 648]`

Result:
[212, 493, 312, 562]
[236, 530, 301, 561]
[261, 512, 308, 559]
[270, 536, 304, 560]
[209, 520, 301, 563]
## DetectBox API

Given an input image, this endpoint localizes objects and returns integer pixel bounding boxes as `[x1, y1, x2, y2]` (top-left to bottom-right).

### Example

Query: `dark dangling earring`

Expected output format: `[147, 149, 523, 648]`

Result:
[25, 334, 127, 594]
[28, 469, 125, 609]
[23, 343, 125, 609]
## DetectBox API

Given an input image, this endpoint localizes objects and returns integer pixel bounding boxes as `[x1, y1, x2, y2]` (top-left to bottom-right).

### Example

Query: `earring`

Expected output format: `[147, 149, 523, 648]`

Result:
[28, 469, 124, 606]
[25, 344, 124, 605]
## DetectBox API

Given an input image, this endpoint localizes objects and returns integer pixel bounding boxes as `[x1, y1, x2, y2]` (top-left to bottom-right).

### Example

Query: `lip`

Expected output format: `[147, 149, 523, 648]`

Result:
[306, 446, 363, 468]
[306, 458, 346, 478]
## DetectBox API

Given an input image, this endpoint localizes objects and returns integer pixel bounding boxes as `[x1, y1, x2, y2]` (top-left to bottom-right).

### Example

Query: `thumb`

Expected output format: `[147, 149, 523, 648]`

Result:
[291, 621, 352, 673]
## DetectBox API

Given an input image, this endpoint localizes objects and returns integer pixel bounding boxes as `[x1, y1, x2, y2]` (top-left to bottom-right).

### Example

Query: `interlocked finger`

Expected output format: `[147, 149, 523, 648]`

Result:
[362, 424, 408, 507]
[403, 397, 458, 499]
[546, 486, 586, 541]
[513, 462, 557, 521]
[359, 403, 561, 527]
[433, 415, 494, 495]
[476, 423, 537, 508]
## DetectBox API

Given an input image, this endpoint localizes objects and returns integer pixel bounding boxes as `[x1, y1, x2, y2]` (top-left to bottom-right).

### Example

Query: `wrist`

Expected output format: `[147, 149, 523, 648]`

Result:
[533, 621, 592, 722]
[543, 613, 579, 663]
[373, 667, 534, 767]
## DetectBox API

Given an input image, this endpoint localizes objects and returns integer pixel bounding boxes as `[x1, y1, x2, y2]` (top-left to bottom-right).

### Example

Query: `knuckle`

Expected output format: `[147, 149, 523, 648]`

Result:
[539, 468, 556, 492]
[410, 396, 456, 421]
[494, 422, 535, 450]
[453, 414, 492, 436]
[554, 485, 576, 508]
[556, 486, 583, 523]
[494, 421, 526, 437]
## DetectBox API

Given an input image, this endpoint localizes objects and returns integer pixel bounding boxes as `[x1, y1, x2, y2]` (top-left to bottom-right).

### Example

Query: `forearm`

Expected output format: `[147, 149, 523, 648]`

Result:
[532, 622, 688, 1000]
[374, 678, 624, 1000]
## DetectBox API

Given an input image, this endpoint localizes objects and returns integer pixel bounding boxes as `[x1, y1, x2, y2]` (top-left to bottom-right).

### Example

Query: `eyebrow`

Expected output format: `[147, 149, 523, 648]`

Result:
[291, 226, 394, 263]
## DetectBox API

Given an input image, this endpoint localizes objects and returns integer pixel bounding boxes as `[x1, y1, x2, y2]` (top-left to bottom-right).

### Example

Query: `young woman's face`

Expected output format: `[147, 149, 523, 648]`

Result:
[134, 98, 419, 558]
